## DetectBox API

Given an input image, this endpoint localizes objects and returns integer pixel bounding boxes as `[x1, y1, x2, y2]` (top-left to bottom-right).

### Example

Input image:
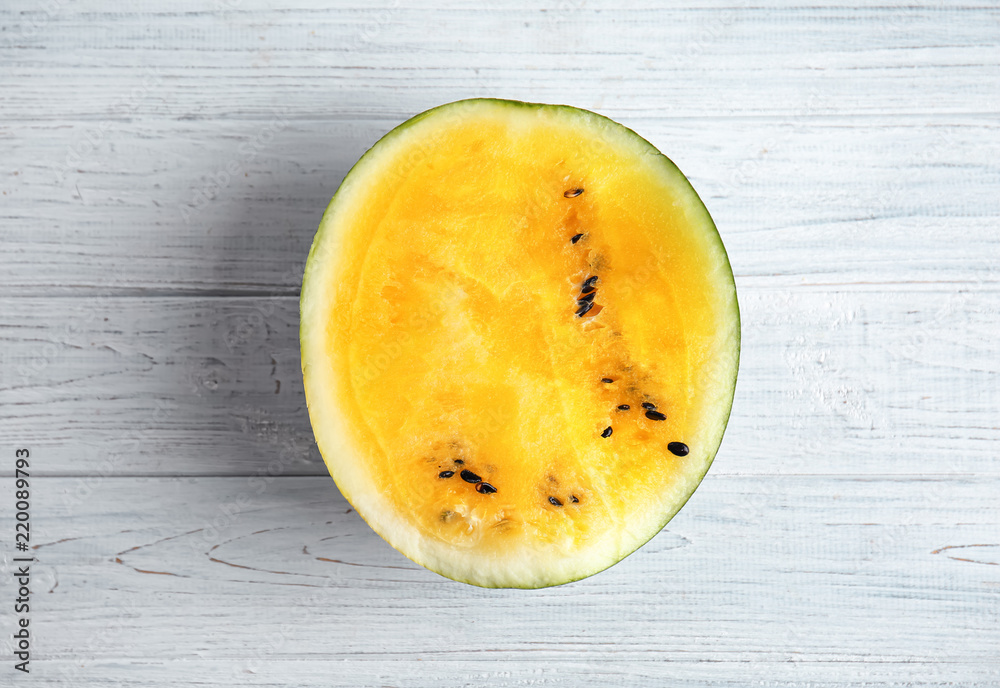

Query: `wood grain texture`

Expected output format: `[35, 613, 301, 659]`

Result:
[4, 2, 999, 122]
[0, 475, 997, 686]
[1, 0, 998, 685]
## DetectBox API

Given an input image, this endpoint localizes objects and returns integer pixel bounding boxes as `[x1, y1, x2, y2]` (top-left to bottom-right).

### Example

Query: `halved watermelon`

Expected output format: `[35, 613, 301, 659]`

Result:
[300, 99, 739, 588]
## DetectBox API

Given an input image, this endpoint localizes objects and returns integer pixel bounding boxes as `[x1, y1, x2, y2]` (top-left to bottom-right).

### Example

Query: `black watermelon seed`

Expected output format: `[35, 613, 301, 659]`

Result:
[580, 285, 596, 296]
[454, 459, 464, 465]
[438, 470, 454, 479]
[601, 377, 613, 383]
[460, 469, 482, 483]
[645, 410, 667, 421]
[641, 402, 656, 410]
[564, 188, 584, 198]
[570, 495, 579, 503]
[578, 291, 596, 304]
[476, 482, 497, 494]
[668, 442, 690, 456]
[601, 426, 613, 438]
[549, 496, 563, 506]
[583, 275, 599, 289]
[617, 404, 630, 411]
[575, 301, 595, 317]
[571, 233, 584, 244]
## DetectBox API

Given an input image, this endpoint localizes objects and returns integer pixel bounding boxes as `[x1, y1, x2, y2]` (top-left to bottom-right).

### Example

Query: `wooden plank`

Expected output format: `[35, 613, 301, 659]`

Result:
[2, 3, 998, 122]
[1, 475, 995, 685]
[2, 285, 997, 477]
[17, 659, 1000, 688]
[1, 296, 317, 476]
[2, 118, 998, 295]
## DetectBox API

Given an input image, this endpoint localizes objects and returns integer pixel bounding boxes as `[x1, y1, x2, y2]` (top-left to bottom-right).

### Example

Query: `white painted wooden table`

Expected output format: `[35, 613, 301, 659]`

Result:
[2, 2, 999, 686]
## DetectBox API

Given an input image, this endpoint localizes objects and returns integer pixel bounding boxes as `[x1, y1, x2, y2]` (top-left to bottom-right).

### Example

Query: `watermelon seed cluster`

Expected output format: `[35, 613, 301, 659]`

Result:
[547, 494, 581, 507]
[563, 186, 692, 457]
[565, 190, 599, 316]
[576, 275, 598, 317]
[602, 382, 692, 455]
[437, 463, 497, 495]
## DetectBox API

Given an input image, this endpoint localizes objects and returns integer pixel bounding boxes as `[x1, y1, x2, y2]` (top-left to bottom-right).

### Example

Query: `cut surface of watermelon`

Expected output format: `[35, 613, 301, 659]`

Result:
[300, 99, 739, 588]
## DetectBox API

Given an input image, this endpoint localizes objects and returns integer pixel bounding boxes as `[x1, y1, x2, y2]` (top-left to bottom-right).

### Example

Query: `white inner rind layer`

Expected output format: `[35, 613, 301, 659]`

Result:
[300, 99, 740, 588]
